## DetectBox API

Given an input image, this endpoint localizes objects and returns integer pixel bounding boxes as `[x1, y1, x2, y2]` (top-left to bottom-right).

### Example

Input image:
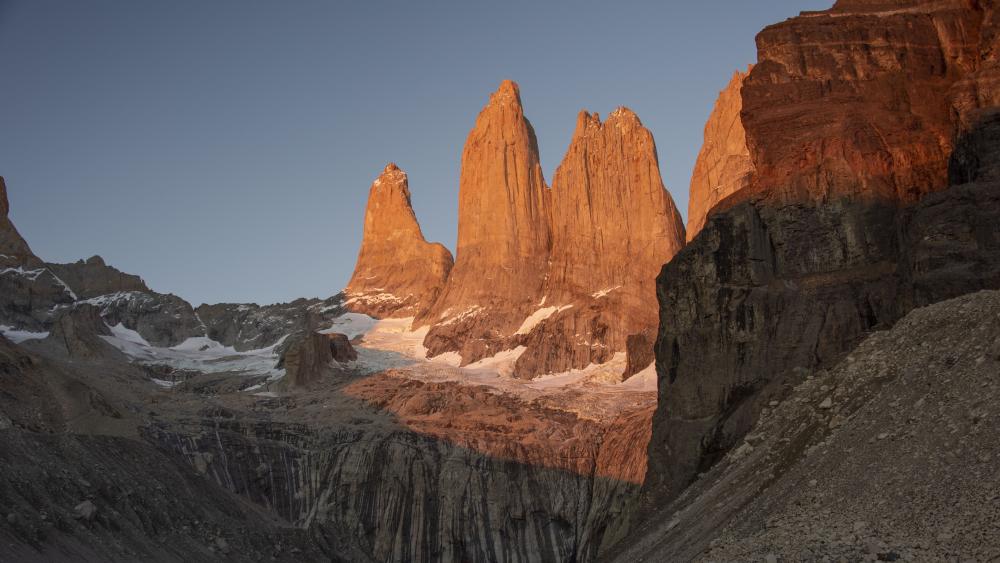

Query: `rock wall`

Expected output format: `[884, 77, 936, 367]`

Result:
[643, 0, 1000, 507]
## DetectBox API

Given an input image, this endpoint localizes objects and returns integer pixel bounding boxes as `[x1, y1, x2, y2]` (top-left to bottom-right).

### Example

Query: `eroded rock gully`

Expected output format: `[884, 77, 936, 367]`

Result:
[144, 372, 652, 563]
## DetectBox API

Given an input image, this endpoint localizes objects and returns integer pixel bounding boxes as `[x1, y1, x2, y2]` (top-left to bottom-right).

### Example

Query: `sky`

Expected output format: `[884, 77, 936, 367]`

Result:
[0, 0, 831, 306]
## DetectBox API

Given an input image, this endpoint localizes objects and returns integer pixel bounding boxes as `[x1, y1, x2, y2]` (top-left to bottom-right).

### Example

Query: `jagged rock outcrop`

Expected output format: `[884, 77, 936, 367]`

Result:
[277, 332, 356, 388]
[46, 256, 150, 299]
[686, 68, 754, 241]
[345, 164, 453, 319]
[418, 83, 685, 379]
[196, 296, 344, 352]
[80, 291, 202, 348]
[642, 0, 1000, 513]
[418, 80, 552, 364]
[47, 304, 117, 359]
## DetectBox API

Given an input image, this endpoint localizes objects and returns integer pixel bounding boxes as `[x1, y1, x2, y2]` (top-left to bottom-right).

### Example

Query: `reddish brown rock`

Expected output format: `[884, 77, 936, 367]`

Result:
[686, 69, 754, 241]
[511, 108, 685, 378]
[415, 82, 687, 378]
[418, 80, 551, 362]
[0, 177, 39, 266]
[345, 163, 453, 319]
[730, 0, 984, 209]
[641, 0, 1000, 515]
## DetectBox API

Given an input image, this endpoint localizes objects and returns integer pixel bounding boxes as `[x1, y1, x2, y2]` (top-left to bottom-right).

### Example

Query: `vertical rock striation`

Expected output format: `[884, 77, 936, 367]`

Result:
[513, 108, 685, 378]
[345, 163, 454, 319]
[417, 82, 685, 379]
[643, 0, 1000, 511]
[419, 80, 552, 363]
[686, 68, 754, 241]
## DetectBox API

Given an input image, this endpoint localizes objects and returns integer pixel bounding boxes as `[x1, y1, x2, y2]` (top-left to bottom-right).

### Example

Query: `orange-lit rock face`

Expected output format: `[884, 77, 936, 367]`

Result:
[733, 0, 988, 208]
[345, 163, 453, 318]
[342, 371, 653, 485]
[511, 109, 685, 377]
[417, 80, 550, 337]
[686, 69, 754, 241]
[419, 83, 686, 378]
[549, 108, 685, 304]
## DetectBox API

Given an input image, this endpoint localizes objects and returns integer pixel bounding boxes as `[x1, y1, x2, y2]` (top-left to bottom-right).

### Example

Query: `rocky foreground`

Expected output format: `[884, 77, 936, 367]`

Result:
[611, 290, 1000, 562]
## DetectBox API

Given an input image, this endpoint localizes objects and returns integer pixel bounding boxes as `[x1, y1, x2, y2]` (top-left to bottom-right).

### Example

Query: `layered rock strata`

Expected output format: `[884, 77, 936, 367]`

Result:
[643, 0, 1000, 511]
[345, 163, 454, 318]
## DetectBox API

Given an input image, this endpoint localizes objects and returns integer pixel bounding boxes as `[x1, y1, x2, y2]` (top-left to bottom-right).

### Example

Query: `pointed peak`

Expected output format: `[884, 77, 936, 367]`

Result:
[573, 110, 603, 137]
[373, 162, 407, 188]
[608, 106, 641, 123]
[489, 79, 523, 108]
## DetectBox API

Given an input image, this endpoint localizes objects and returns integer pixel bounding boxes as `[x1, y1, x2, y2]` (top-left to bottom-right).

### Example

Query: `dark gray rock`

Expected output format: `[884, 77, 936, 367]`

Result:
[643, 115, 1000, 506]
[196, 296, 343, 353]
[47, 304, 117, 360]
[46, 255, 150, 300]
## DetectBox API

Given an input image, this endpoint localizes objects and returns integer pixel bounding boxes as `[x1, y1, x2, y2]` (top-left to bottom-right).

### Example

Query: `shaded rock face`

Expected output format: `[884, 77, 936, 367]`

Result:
[196, 296, 344, 352]
[622, 329, 654, 381]
[46, 256, 150, 300]
[0, 177, 77, 332]
[419, 82, 685, 379]
[686, 68, 754, 241]
[147, 372, 652, 563]
[0, 176, 39, 266]
[611, 291, 1000, 562]
[645, 88, 1000, 506]
[278, 332, 356, 388]
[83, 291, 203, 348]
[418, 80, 552, 364]
[345, 163, 454, 319]
[48, 304, 116, 359]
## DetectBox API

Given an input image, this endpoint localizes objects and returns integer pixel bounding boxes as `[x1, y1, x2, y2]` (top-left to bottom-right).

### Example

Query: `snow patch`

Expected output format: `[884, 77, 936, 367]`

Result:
[108, 323, 150, 346]
[320, 312, 378, 339]
[514, 305, 573, 335]
[463, 346, 526, 378]
[100, 329, 286, 378]
[0, 325, 49, 344]
[591, 286, 621, 299]
[618, 362, 657, 392]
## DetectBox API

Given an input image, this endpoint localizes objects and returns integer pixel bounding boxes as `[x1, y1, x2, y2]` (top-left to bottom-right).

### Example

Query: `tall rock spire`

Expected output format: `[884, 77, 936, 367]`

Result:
[418, 80, 551, 363]
[344, 163, 453, 319]
[686, 68, 754, 241]
[512, 107, 686, 378]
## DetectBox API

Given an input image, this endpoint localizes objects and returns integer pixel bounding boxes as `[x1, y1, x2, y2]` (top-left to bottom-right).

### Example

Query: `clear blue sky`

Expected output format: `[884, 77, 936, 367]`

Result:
[0, 0, 830, 306]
